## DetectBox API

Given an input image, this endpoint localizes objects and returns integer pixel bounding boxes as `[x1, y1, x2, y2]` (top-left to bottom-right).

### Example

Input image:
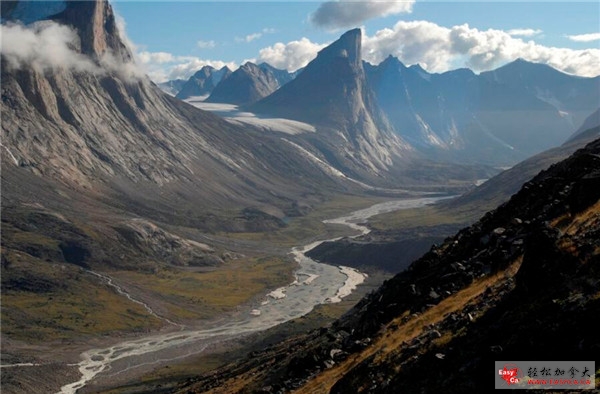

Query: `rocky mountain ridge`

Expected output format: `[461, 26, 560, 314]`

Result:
[205, 62, 293, 105]
[176, 65, 232, 100]
[365, 56, 599, 165]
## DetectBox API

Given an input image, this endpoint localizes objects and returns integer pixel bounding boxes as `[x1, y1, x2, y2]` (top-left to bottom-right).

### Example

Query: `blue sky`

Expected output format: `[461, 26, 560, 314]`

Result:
[111, 1, 600, 82]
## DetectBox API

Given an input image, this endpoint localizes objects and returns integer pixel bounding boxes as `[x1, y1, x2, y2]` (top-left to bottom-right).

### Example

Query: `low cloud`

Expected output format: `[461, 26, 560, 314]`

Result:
[311, 0, 414, 30]
[0, 21, 99, 73]
[1, 19, 145, 81]
[257, 38, 327, 71]
[566, 32, 600, 42]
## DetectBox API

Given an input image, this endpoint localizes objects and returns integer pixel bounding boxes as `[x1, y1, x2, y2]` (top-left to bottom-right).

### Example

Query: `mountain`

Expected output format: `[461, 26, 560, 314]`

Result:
[250, 29, 410, 178]
[365, 56, 476, 152]
[447, 110, 600, 212]
[157, 78, 186, 96]
[568, 108, 600, 142]
[175, 65, 232, 100]
[204, 62, 292, 105]
[366, 57, 600, 165]
[306, 118, 600, 276]
[3, 2, 384, 383]
[0, 0, 364, 336]
[179, 136, 600, 393]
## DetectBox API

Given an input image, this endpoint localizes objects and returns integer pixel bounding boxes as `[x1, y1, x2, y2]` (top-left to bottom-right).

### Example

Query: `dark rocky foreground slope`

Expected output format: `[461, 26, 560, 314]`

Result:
[177, 138, 600, 393]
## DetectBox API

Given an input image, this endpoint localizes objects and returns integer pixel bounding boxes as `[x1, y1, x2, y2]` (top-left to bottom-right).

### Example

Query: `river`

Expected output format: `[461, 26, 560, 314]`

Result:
[57, 196, 451, 393]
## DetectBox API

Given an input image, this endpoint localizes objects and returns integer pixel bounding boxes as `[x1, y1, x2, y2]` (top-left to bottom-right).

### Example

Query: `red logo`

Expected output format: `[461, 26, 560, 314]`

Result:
[498, 364, 523, 386]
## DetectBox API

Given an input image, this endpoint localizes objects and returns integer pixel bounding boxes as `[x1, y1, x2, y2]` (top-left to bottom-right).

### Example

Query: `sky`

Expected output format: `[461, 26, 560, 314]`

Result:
[110, 1, 600, 82]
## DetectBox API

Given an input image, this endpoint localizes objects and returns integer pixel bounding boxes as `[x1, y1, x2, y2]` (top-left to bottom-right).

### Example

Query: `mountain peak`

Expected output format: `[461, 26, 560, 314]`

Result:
[53, 0, 132, 62]
[315, 28, 362, 69]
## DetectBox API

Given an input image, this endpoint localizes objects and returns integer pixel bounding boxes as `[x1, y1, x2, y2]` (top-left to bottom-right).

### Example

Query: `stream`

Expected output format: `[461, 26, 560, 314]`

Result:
[57, 195, 451, 393]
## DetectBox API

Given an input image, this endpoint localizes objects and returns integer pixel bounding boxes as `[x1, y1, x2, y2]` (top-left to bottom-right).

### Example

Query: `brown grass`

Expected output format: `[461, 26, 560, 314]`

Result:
[294, 258, 523, 394]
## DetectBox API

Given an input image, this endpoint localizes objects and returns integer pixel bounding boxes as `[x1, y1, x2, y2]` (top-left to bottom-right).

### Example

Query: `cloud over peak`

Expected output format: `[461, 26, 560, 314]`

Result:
[257, 38, 328, 71]
[361, 21, 600, 77]
[311, 0, 415, 30]
[1, 21, 98, 73]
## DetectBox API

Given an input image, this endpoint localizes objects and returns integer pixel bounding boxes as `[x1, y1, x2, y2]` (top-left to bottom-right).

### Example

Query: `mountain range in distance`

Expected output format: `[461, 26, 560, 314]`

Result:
[163, 28, 599, 167]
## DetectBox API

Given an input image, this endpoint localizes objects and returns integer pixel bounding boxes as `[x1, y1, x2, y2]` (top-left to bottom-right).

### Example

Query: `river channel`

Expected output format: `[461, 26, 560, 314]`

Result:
[57, 196, 451, 393]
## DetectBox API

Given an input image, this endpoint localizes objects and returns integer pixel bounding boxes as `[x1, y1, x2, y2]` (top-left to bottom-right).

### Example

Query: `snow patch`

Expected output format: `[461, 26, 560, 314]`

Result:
[1, 143, 19, 166]
[186, 99, 315, 135]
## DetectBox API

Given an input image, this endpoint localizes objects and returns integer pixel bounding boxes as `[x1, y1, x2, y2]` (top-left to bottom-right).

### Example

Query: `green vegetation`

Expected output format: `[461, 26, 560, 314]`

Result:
[112, 256, 294, 321]
[1, 250, 164, 342]
[369, 204, 477, 232]
[219, 195, 388, 245]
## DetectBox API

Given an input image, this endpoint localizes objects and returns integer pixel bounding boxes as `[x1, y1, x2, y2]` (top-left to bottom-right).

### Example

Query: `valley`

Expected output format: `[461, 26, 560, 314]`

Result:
[1, 1, 598, 393]
[2, 194, 453, 394]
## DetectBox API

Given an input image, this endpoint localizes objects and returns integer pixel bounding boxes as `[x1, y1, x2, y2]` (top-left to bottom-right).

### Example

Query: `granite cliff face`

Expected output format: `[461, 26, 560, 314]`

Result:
[251, 29, 411, 177]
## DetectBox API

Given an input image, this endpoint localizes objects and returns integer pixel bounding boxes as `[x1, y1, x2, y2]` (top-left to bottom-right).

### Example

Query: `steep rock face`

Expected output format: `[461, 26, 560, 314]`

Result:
[56, 0, 131, 62]
[251, 29, 410, 176]
[205, 62, 289, 105]
[178, 137, 600, 393]
[366, 56, 475, 152]
[175, 65, 231, 100]
[0, 0, 339, 202]
[367, 57, 599, 165]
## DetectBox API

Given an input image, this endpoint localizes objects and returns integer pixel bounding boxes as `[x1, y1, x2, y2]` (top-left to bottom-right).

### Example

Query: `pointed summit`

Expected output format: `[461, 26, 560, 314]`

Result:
[250, 28, 370, 127]
[250, 28, 407, 177]
[312, 28, 362, 69]
[53, 0, 132, 62]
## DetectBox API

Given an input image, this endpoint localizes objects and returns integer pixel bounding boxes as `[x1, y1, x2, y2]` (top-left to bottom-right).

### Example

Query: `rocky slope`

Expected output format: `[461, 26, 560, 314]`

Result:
[1, 0, 354, 215]
[176, 65, 232, 100]
[177, 137, 600, 393]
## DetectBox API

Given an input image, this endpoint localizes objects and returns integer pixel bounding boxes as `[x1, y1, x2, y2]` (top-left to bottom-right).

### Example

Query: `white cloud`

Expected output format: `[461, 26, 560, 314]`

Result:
[566, 32, 600, 42]
[197, 39, 216, 49]
[507, 28, 542, 37]
[240, 33, 262, 43]
[311, 0, 415, 30]
[257, 38, 328, 71]
[0, 21, 99, 73]
[361, 21, 600, 77]
[137, 51, 179, 64]
[0, 20, 145, 82]
[235, 28, 276, 43]
[135, 50, 237, 82]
